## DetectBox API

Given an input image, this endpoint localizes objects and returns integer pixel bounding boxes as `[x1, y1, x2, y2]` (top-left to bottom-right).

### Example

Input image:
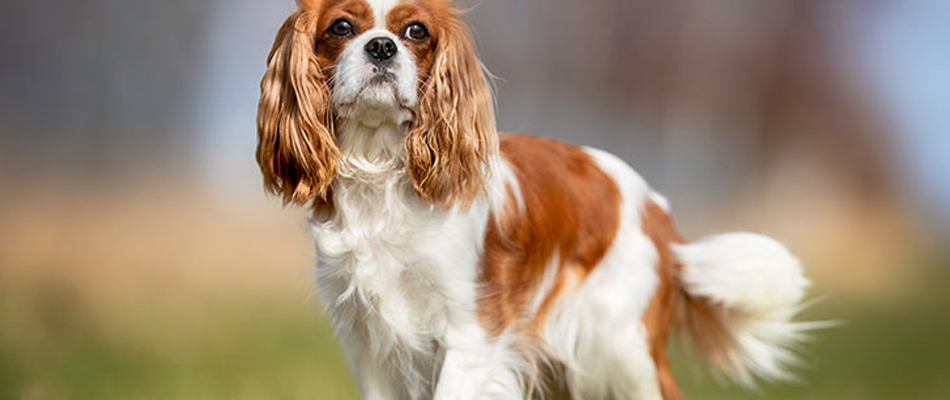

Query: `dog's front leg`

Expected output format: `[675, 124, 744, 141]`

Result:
[342, 340, 403, 400]
[356, 362, 401, 400]
[433, 326, 526, 400]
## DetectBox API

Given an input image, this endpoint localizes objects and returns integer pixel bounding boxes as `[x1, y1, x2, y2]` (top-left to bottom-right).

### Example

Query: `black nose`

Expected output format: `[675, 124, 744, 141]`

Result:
[364, 37, 397, 63]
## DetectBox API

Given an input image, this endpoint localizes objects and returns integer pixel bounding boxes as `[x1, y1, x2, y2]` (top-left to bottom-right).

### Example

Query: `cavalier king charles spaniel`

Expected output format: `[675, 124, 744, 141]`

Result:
[255, 1, 816, 399]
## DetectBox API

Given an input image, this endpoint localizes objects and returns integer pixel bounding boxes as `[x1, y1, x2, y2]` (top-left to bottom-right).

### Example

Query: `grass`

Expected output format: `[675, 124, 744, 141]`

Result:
[3, 270, 949, 400]
[0, 292, 358, 400]
[673, 283, 950, 400]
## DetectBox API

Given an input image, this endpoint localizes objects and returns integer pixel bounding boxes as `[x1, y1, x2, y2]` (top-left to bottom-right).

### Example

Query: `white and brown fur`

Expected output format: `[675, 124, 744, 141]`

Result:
[256, 1, 816, 399]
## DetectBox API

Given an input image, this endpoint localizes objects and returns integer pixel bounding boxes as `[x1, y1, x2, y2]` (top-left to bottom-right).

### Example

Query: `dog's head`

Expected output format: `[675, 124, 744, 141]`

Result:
[256, 0, 496, 207]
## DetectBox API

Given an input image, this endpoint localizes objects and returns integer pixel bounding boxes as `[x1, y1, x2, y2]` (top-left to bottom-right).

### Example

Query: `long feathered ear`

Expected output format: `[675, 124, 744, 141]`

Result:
[257, 10, 339, 206]
[405, 12, 498, 207]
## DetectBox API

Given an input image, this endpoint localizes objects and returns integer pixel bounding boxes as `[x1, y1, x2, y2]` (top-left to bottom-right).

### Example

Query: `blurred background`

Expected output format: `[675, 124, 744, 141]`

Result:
[1, 0, 948, 399]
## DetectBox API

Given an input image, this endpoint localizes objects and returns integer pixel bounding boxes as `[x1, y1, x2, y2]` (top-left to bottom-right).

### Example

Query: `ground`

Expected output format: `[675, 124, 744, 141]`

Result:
[1, 260, 948, 400]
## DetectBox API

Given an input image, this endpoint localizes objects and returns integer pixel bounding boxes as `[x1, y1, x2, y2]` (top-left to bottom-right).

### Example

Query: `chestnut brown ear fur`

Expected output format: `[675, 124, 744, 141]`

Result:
[257, 10, 339, 206]
[405, 9, 498, 207]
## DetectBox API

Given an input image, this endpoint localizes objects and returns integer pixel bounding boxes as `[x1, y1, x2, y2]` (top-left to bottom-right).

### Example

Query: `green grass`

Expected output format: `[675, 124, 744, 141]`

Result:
[0, 293, 358, 400]
[673, 291, 950, 400]
[2, 269, 949, 400]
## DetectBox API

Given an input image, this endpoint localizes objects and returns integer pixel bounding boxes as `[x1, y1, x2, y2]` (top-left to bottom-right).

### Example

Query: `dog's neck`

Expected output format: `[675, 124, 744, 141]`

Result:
[321, 114, 424, 222]
[337, 117, 408, 174]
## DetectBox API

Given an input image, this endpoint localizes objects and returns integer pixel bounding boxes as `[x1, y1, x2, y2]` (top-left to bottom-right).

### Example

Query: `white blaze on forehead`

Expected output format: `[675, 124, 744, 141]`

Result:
[366, 0, 402, 29]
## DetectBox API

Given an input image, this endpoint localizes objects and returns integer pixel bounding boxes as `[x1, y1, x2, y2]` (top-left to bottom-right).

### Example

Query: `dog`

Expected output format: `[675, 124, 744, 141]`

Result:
[255, 1, 815, 399]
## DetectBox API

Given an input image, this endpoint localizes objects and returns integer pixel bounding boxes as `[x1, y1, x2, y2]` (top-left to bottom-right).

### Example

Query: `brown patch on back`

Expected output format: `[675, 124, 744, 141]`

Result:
[640, 201, 685, 400]
[477, 133, 622, 336]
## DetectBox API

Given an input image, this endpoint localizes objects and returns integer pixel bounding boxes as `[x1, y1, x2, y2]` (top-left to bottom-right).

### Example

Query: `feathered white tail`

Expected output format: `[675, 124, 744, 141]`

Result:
[673, 232, 821, 387]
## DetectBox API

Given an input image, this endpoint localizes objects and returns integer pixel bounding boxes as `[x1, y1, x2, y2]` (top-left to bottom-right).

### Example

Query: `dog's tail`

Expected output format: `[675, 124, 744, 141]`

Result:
[673, 233, 822, 386]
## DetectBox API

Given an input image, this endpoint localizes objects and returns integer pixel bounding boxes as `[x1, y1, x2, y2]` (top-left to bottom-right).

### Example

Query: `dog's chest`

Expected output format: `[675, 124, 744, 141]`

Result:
[311, 178, 488, 356]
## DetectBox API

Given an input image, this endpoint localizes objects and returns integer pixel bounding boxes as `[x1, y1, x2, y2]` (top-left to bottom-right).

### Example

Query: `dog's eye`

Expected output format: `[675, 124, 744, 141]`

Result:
[404, 23, 429, 41]
[329, 19, 355, 38]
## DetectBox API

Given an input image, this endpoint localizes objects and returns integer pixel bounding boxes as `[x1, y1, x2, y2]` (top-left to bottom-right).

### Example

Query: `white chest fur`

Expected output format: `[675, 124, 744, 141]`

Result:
[309, 121, 489, 396]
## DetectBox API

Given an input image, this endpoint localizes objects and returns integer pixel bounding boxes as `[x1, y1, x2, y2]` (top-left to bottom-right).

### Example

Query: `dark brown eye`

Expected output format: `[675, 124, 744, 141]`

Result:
[329, 19, 354, 37]
[404, 23, 429, 41]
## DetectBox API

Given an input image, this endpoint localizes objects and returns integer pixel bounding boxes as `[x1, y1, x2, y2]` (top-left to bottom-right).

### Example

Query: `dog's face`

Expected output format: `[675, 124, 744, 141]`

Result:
[257, 0, 497, 208]
[323, 0, 428, 124]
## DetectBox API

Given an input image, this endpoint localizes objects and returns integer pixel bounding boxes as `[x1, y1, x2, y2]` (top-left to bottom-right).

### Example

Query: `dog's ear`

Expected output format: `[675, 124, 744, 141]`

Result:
[405, 12, 498, 208]
[257, 10, 339, 206]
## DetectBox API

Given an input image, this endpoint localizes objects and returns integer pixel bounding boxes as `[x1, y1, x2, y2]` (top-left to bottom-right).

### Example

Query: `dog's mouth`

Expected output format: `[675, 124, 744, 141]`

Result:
[348, 71, 411, 110]
[369, 70, 397, 85]
[332, 62, 416, 125]
[334, 70, 414, 125]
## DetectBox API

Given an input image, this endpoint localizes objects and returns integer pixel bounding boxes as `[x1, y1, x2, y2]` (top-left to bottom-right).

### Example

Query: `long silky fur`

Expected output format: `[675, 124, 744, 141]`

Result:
[405, 10, 497, 208]
[257, 9, 340, 206]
